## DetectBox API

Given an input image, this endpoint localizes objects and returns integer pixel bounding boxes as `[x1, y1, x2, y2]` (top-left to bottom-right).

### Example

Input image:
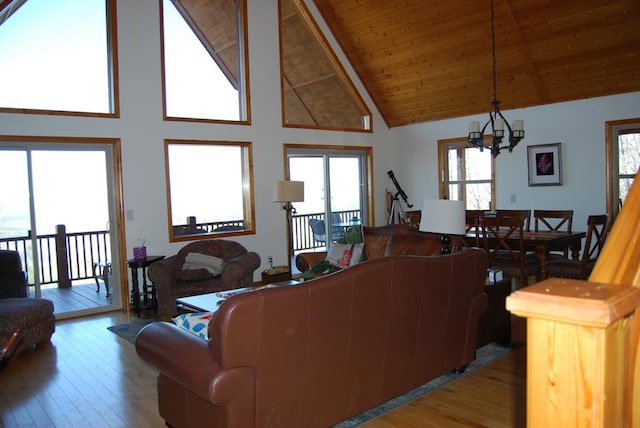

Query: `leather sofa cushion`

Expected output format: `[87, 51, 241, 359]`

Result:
[363, 234, 391, 260]
[384, 233, 442, 256]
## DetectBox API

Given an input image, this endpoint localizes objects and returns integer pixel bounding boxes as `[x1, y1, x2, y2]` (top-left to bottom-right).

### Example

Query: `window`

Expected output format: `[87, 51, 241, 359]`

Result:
[279, 0, 371, 131]
[0, 0, 117, 115]
[438, 137, 495, 209]
[161, 0, 249, 122]
[165, 140, 254, 241]
[606, 118, 640, 218]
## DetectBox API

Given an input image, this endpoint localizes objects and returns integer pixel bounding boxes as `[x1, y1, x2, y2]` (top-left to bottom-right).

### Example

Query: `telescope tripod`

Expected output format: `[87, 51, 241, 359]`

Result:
[388, 197, 405, 224]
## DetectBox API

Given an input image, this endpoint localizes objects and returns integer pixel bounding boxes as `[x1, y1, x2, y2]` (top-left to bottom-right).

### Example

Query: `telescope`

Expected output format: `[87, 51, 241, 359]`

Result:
[387, 170, 413, 208]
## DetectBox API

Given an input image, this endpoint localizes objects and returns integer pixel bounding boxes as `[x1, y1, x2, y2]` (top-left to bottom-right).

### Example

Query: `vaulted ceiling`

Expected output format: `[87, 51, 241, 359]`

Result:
[312, 0, 640, 128]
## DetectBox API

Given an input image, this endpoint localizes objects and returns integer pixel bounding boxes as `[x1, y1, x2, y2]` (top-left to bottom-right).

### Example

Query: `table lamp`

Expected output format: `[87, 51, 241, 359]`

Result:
[419, 199, 466, 254]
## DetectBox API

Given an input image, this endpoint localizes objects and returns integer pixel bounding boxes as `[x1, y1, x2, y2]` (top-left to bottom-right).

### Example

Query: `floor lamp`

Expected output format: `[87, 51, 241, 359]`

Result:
[419, 199, 466, 254]
[273, 180, 305, 268]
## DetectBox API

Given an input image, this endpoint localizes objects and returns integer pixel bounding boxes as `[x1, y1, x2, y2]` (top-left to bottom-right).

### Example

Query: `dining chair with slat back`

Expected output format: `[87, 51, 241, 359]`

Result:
[534, 209, 574, 257]
[495, 209, 532, 231]
[481, 215, 538, 289]
[533, 209, 573, 233]
[546, 214, 611, 280]
[464, 209, 484, 248]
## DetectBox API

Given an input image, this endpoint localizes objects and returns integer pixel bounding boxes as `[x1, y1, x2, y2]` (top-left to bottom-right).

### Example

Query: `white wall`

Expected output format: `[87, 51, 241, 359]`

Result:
[0, 0, 396, 282]
[392, 91, 640, 229]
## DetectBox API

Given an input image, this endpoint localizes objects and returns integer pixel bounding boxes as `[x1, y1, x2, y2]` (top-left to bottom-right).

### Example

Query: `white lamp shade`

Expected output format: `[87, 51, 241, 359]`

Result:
[273, 180, 304, 202]
[419, 199, 466, 235]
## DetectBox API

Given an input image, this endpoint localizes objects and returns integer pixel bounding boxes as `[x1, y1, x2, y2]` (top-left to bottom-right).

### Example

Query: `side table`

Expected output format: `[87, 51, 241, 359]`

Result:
[261, 269, 292, 284]
[476, 278, 512, 348]
[128, 255, 165, 316]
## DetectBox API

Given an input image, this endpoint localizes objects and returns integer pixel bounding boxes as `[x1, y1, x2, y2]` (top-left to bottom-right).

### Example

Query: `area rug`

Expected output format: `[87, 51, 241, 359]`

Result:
[107, 318, 163, 345]
[108, 320, 521, 426]
[333, 341, 522, 427]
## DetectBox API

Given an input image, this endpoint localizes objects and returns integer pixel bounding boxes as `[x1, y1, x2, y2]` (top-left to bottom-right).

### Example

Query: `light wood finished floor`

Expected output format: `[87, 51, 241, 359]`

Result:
[0, 312, 527, 428]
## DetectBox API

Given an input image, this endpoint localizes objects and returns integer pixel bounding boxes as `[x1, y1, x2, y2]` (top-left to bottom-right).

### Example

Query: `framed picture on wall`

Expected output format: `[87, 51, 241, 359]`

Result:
[527, 143, 562, 186]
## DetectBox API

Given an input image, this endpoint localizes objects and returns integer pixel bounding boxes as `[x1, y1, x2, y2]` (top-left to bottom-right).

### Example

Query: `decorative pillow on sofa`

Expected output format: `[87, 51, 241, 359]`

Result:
[325, 243, 364, 268]
[172, 312, 214, 340]
[182, 252, 225, 275]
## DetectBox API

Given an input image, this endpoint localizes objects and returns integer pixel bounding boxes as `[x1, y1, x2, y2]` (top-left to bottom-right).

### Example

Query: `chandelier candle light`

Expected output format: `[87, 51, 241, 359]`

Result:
[468, 0, 525, 157]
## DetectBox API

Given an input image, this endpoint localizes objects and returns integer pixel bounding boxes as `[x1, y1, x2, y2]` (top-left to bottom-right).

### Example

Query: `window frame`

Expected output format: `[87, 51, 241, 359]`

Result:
[159, 0, 251, 124]
[278, 0, 371, 132]
[605, 118, 640, 219]
[0, 0, 119, 118]
[164, 138, 255, 242]
[438, 136, 495, 209]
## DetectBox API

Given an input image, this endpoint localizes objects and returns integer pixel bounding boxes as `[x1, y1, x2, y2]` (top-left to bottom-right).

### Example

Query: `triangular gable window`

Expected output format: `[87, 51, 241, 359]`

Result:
[161, 0, 249, 123]
[0, 0, 116, 115]
[279, 0, 371, 132]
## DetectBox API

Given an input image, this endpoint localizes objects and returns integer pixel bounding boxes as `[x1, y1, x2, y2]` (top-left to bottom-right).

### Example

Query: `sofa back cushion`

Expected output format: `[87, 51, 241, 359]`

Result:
[383, 232, 443, 256]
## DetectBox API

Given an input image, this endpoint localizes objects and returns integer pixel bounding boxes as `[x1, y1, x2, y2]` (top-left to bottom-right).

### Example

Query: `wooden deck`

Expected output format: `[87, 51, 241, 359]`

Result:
[38, 280, 114, 315]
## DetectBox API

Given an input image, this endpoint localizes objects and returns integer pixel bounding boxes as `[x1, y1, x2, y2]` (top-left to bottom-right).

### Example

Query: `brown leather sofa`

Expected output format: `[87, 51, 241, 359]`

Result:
[136, 249, 488, 428]
[295, 223, 465, 272]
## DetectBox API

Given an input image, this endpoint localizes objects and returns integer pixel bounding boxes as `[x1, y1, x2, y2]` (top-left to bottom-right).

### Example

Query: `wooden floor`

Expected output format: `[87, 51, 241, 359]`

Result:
[0, 312, 527, 428]
[39, 280, 114, 315]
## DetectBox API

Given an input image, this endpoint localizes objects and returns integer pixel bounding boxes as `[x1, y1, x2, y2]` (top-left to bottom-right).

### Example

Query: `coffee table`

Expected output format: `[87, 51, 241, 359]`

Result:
[176, 280, 300, 313]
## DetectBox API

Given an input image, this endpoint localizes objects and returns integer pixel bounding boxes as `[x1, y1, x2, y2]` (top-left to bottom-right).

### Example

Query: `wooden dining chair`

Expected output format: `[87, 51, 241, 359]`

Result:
[464, 209, 484, 247]
[481, 215, 538, 289]
[546, 214, 611, 280]
[533, 209, 573, 233]
[495, 209, 532, 231]
[534, 209, 574, 257]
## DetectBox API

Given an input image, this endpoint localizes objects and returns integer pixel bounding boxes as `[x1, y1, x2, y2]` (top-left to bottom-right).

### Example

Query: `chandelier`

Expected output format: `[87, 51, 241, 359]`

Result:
[468, 0, 525, 157]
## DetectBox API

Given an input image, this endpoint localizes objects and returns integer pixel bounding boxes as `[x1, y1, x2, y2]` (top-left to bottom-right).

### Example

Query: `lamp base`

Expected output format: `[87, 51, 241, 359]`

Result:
[440, 234, 451, 255]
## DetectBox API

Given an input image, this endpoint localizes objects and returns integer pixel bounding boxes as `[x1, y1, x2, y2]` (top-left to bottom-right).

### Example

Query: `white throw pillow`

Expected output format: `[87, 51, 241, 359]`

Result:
[325, 243, 364, 268]
[183, 252, 225, 275]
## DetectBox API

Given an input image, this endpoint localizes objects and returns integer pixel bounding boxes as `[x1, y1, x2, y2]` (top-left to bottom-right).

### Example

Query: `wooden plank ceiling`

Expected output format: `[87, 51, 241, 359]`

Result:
[312, 0, 640, 128]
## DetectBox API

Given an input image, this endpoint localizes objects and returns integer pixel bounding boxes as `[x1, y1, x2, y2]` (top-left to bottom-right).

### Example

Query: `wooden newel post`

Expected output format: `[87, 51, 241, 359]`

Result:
[55, 224, 71, 289]
[507, 278, 640, 427]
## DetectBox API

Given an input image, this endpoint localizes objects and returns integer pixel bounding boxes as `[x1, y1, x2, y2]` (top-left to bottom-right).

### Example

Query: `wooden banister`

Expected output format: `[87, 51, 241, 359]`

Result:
[507, 170, 640, 427]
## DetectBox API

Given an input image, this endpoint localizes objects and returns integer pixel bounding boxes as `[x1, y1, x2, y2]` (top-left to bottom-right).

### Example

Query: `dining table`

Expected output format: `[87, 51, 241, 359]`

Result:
[467, 230, 586, 280]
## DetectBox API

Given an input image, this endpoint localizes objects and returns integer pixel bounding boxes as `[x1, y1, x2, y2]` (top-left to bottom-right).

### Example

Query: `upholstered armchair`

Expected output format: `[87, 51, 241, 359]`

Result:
[0, 250, 28, 299]
[0, 250, 55, 358]
[148, 239, 260, 316]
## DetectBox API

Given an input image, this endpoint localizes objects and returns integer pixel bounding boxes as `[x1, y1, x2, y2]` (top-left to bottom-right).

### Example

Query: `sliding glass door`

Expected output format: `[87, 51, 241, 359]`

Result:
[0, 142, 121, 318]
[286, 145, 371, 258]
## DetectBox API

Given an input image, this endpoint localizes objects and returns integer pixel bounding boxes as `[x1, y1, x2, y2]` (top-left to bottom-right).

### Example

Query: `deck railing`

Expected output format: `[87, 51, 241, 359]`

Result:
[291, 210, 362, 252]
[0, 225, 110, 287]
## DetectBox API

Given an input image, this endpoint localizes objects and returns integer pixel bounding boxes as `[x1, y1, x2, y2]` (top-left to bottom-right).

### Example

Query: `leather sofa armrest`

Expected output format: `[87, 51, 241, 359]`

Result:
[295, 252, 327, 272]
[136, 322, 222, 400]
[136, 321, 257, 422]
